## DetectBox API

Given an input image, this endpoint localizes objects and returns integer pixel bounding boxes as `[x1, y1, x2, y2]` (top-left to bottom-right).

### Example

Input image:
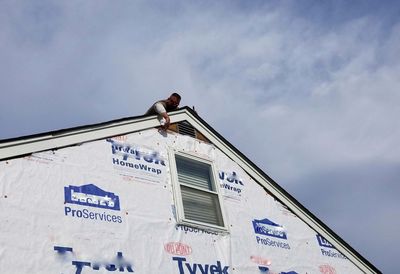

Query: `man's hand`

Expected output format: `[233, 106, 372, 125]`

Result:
[161, 113, 170, 130]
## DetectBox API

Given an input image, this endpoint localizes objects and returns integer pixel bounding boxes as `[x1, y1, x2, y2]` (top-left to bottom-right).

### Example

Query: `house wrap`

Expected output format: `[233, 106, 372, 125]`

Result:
[0, 107, 380, 274]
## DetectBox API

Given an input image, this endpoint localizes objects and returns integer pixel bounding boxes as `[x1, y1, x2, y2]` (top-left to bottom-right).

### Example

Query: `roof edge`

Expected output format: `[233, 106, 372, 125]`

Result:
[0, 113, 155, 144]
[0, 108, 185, 159]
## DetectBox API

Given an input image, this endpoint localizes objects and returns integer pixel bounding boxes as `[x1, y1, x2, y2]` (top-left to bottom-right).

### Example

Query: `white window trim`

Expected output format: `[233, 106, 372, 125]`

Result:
[169, 149, 228, 232]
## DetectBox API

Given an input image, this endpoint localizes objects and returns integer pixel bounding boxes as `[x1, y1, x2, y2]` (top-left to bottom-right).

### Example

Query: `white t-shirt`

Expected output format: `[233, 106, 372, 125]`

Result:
[154, 102, 166, 114]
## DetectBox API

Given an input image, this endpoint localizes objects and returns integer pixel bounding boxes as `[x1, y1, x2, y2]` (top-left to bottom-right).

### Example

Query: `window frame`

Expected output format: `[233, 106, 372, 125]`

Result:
[169, 149, 228, 232]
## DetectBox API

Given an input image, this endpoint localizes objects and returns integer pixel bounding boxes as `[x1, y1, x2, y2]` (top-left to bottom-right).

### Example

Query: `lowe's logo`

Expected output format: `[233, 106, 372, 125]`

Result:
[64, 184, 120, 211]
[316, 234, 334, 249]
[253, 218, 287, 240]
[316, 234, 348, 260]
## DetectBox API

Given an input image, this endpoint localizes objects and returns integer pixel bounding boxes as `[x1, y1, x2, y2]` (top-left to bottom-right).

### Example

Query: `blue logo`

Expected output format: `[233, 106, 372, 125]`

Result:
[107, 139, 165, 177]
[64, 184, 120, 211]
[258, 266, 298, 274]
[253, 218, 287, 240]
[172, 257, 229, 274]
[219, 171, 244, 195]
[107, 138, 165, 165]
[316, 234, 334, 249]
[54, 246, 133, 273]
[218, 171, 244, 186]
[316, 234, 348, 260]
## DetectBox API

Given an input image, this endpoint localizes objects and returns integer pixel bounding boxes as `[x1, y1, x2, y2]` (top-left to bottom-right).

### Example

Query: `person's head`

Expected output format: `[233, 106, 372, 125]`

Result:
[167, 92, 181, 108]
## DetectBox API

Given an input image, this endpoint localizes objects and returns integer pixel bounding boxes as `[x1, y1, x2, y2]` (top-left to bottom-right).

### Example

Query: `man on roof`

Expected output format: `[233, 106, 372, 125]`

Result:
[145, 92, 181, 130]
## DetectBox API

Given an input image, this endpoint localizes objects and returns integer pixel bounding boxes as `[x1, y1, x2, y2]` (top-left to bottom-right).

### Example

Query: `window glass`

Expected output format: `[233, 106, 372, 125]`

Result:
[176, 155, 214, 191]
[173, 153, 225, 229]
[181, 185, 224, 227]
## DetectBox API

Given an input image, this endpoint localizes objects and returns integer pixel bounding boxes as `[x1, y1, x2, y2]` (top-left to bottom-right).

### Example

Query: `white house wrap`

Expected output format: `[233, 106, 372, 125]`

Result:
[0, 108, 379, 274]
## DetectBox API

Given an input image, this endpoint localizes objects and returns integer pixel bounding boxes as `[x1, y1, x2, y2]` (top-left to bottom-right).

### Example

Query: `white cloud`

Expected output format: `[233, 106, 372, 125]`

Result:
[0, 1, 399, 272]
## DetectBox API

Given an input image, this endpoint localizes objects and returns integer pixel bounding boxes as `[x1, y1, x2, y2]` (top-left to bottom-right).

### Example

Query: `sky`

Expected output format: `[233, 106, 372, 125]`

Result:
[1, 0, 399, 272]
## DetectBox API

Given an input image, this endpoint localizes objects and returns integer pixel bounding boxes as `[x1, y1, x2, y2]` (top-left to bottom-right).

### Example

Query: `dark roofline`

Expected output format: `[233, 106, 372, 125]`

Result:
[0, 113, 154, 144]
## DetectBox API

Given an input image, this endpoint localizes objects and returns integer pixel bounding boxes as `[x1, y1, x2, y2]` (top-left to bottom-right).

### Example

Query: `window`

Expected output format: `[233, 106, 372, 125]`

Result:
[170, 151, 226, 230]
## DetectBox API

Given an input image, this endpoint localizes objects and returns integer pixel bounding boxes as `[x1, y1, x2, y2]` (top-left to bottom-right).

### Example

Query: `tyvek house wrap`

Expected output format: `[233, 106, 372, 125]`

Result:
[0, 128, 361, 274]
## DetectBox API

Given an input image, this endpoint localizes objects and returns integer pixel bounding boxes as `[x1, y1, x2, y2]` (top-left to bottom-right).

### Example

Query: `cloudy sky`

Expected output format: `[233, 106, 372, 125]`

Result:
[1, 0, 399, 272]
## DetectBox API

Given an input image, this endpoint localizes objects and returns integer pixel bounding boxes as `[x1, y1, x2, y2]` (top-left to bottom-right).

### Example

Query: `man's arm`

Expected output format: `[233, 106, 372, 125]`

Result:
[154, 102, 170, 130]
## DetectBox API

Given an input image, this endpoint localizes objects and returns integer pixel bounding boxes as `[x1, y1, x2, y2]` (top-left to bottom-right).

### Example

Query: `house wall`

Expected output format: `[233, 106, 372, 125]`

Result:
[0, 128, 362, 274]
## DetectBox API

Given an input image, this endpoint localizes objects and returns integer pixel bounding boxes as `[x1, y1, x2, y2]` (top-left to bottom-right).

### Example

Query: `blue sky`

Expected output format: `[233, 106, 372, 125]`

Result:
[1, 1, 399, 272]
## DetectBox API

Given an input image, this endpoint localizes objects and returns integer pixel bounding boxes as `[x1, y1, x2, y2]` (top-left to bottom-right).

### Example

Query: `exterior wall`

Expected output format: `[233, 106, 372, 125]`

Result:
[0, 128, 362, 274]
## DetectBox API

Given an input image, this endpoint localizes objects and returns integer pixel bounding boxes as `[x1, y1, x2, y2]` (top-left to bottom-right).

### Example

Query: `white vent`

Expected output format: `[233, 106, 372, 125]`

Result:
[177, 121, 196, 138]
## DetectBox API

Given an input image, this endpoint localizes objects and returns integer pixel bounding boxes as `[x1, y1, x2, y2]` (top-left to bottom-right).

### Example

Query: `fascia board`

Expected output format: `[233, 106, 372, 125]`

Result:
[0, 109, 193, 160]
[179, 110, 379, 274]
[0, 115, 163, 160]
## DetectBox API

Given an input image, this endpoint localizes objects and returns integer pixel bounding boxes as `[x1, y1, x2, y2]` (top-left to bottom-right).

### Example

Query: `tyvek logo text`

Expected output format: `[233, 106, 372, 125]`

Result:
[54, 246, 133, 274]
[173, 257, 229, 274]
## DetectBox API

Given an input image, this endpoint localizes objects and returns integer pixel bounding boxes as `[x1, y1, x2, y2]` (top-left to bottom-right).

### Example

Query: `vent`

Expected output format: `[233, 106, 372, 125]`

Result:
[177, 121, 196, 138]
